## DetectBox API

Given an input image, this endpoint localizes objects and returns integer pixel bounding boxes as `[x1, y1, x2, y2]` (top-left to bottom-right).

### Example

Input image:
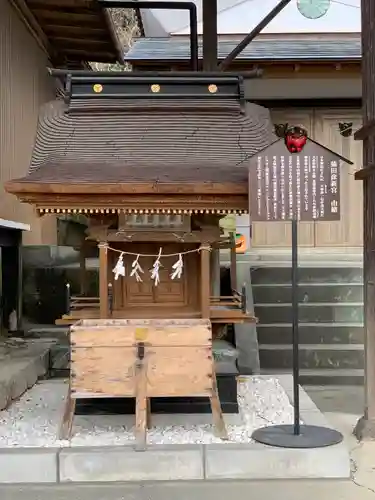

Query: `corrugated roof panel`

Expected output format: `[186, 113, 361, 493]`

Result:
[125, 37, 362, 61]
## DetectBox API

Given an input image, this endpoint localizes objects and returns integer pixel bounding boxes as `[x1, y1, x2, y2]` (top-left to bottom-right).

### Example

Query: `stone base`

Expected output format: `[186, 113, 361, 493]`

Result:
[0, 339, 52, 411]
[75, 375, 239, 416]
[0, 376, 351, 483]
[353, 415, 375, 440]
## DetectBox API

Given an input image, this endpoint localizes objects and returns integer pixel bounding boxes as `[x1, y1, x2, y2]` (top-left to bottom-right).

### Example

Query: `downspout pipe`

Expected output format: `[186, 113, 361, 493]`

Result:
[97, 0, 198, 71]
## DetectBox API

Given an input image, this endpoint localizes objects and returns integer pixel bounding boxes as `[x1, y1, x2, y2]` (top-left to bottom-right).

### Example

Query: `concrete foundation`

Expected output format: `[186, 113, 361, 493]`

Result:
[0, 339, 53, 410]
[0, 376, 350, 483]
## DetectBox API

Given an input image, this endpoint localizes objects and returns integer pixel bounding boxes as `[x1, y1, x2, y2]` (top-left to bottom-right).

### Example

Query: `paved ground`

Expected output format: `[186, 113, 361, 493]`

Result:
[1, 385, 374, 500]
[1, 478, 375, 500]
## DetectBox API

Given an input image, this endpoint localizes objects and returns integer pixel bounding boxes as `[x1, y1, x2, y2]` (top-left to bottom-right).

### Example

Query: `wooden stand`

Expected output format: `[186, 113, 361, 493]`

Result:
[59, 319, 228, 447]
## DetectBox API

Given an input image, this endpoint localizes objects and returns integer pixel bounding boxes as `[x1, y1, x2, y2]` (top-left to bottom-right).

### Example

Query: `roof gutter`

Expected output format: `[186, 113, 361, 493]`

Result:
[97, 0, 198, 71]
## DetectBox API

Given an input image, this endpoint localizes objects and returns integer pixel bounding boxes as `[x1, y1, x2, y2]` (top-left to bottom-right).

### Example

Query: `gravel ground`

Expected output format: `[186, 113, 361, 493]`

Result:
[0, 377, 295, 447]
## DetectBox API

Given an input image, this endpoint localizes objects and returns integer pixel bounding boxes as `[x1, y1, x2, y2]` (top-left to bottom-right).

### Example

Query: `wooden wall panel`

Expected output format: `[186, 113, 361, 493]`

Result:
[313, 110, 363, 247]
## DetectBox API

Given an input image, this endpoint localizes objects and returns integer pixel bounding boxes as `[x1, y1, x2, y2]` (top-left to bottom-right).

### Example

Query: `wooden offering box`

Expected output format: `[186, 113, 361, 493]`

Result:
[62, 318, 227, 449]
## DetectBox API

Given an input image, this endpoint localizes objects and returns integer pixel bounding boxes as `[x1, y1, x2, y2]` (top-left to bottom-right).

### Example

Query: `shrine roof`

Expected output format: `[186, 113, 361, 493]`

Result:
[5, 73, 275, 195]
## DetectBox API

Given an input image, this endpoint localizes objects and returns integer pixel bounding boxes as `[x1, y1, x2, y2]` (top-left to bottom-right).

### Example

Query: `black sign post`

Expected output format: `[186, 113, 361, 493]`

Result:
[250, 138, 349, 448]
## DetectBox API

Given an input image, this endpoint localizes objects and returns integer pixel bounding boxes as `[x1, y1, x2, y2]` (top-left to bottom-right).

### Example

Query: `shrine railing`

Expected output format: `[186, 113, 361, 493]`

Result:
[210, 285, 247, 313]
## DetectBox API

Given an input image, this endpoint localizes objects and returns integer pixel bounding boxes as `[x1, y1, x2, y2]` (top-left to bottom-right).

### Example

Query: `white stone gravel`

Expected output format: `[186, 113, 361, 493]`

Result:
[0, 377, 296, 448]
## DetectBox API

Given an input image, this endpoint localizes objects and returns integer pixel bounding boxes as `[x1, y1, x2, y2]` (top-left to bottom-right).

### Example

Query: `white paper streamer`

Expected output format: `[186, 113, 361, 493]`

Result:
[130, 254, 144, 282]
[170, 253, 183, 280]
[150, 247, 162, 286]
[112, 252, 125, 280]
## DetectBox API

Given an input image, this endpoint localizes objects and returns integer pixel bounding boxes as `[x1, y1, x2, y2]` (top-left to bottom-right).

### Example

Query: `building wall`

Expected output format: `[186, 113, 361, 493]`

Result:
[0, 0, 57, 245]
[251, 107, 363, 248]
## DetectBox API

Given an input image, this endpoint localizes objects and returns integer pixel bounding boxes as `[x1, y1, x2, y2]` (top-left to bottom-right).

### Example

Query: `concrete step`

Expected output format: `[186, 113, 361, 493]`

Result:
[25, 326, 69, 342]
[256, 323, 364, 345]
[254, 303, 363, 324]
[252, 283, 363, 304]
[0, 340, 53, 410]
[260, 368, 364, 386]
[251, 267, 363, 285]
[259, 344, 364, 371]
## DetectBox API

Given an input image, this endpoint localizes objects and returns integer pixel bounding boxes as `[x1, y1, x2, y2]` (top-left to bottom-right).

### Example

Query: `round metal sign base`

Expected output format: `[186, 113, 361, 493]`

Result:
[252, 424, 343, 449]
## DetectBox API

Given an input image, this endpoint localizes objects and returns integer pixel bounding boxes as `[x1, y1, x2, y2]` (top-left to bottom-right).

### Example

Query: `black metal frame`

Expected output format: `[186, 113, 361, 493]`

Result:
[97, 0, 198, 71]
[47, 71, 262, 104]
[218, 0, 293, 71]
[252, 218, 344, 449]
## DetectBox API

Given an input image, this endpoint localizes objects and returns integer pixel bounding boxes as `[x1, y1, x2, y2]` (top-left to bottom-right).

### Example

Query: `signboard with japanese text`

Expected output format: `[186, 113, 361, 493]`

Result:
[249, 139, 341, 222]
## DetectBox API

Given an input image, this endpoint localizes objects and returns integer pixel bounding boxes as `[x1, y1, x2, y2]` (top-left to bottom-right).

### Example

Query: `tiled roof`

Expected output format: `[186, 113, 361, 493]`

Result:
[125, 37, 361, 62]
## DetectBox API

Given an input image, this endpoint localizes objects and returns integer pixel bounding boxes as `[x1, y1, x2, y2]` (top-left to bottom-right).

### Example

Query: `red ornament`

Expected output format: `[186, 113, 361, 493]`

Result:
[284, 126, 308, 154]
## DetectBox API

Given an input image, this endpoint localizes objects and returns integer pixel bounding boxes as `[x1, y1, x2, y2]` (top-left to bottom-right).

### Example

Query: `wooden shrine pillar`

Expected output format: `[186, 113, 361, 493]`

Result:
[353, 0, 375, 439]
[200, 246, 211, 318]
[98, 242, 109, 318]
[210, 248, 221, 296]
[229, 232, 238, 291]
[79, 244, 88, 296]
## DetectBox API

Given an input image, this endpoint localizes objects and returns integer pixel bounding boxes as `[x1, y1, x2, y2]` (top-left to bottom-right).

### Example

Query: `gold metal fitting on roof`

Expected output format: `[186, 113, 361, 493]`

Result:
[208, 84, 218, 94]
[151, 84, 161, 93]
[93, 84, 103, 93]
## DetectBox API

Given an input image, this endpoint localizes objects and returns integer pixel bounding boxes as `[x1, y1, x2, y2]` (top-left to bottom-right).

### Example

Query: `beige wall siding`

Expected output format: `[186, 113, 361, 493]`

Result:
[313, 110, 363, 247]
[251, 108, 363, 248]
[0, 0, 57, 245]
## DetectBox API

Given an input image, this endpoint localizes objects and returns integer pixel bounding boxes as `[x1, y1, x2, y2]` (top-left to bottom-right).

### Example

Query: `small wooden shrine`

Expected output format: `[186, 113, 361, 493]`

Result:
[5, 72, 275, 448]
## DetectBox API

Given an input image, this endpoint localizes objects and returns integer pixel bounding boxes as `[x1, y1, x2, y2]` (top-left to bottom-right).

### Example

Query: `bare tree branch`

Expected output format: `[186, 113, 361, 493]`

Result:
[90, 8, 139, 72]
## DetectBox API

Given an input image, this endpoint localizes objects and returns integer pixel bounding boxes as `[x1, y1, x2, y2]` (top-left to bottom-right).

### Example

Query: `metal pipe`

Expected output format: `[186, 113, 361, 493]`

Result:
[218, 0, 293, 71]
[202, 0, 218, 70]
[97, 0, 198, 71]
[291, 217, 300, 435]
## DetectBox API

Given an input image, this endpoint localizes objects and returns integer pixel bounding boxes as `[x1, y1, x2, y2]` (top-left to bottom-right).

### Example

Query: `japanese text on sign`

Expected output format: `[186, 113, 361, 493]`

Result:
[249, 140, 341, 222]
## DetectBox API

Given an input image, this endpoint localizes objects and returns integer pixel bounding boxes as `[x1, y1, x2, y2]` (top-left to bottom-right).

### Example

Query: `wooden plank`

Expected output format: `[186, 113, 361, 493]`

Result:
[211, 317, 255, 324]
[43, 24, 107, 37]
[71, 346, 212, 398]
[29, 0, 99, 8]
[211, 292, 242, 299]
[59, 384, 76, 440]
[354, 120, 375, 140]
[200, 248, 211, 318]
[209, 307, 256, 320]
[71, 321, 211, 347]
[229, 232, 237, 291]
[103, 231, 220, 243]
[134, 357, 148, 451]
[71, 297, 99, 301]
[32, 9, 102, 23]
[61, 48, 116, 60]
[72, 318, 211, 328]
[210, 368, 228, 440]
[99, 243, 109, 318]
[9, 181, 247, 195]
[71, 302, 99, 307]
